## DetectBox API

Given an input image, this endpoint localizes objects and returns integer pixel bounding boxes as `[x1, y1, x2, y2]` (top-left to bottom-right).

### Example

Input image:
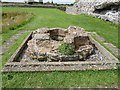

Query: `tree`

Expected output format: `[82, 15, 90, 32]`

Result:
[51, 0, 53, 4]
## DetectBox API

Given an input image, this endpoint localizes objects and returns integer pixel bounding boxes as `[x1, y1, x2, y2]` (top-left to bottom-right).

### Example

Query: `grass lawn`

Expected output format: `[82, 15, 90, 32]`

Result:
[1, 7, 120, 88]
[2, 7, 119, 48]
[2, 70, 119, 88]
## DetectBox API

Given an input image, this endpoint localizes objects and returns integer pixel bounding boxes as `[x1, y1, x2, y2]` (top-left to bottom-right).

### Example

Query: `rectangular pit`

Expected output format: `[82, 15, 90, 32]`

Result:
[2, 31, 119, 72]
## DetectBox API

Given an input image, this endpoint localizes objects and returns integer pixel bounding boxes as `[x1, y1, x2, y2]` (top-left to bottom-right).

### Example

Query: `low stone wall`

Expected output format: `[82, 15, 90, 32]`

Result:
[8, 32, 32, 62]
[1, 3, 66, 11]
[2, 62, 118, 72]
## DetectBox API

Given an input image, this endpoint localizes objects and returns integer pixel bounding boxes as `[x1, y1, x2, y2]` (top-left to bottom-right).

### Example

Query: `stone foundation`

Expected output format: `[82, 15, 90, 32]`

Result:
[2, 26, 119, 72]
[25, 26, 95, 62]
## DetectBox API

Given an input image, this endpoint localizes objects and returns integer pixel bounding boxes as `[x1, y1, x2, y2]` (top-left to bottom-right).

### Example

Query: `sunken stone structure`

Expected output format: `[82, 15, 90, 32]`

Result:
[26, 26, 94, 62]
[66, 0, 120, 24]
[2, 26, 119, 72]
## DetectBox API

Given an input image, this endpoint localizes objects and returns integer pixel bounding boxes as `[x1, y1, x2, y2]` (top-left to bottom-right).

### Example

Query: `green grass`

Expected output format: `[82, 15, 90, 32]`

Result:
[2, 32, 30, 66]
[2, 7, 119, 48]
[1, 7, 119, 88]
[2, 70, 119, 88]
[91, 34, 120, 60]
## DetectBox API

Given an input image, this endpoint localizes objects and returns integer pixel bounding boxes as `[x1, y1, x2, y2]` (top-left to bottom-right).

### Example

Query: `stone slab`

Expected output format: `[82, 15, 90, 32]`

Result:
[91, 32, 120, 56]
[89, 35, 119, 62]
[104, 43, 120, 56]
[91, 32, 106, 42]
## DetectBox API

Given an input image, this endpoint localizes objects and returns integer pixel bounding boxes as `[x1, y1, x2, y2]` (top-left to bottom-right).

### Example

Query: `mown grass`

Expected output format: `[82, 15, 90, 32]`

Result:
[2, 7, 119, 48]
[2, 70, 119, 88]
[1, 7, 119, 88]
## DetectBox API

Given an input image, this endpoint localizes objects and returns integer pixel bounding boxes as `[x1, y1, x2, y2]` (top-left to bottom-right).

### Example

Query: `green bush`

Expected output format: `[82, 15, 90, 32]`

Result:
[58, 43, 75, 55]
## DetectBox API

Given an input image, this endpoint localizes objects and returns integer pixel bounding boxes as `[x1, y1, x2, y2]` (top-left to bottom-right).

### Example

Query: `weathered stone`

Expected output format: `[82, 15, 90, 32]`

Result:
[50, 35, 64, 41]
[3, 26, 119, 72]
[59, 54, 79, 61]
[36, 41, 52, 49]
[49, 29, 66, 37]
[26, 26, 94, 61]
[51, 40, 61, 51]
[48, 29, 66, 41]
[37, 55, 47, 61]
[64, 35, 74, 44]
[95, 1, 120, 10]
[33, 28, 49, 34]
[47, 52, 59, 61]
[78, 55, 83, 60]
[66, 0, 120, 24]
[34, 33, 50, 40]
[74, 36, 90, 49]
[67, 26, 86, 36]
[76, 45, 94, 59]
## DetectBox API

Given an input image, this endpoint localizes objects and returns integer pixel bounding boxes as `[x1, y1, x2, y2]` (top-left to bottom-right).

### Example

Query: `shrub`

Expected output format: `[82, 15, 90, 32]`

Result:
[58, 43, 75, 55]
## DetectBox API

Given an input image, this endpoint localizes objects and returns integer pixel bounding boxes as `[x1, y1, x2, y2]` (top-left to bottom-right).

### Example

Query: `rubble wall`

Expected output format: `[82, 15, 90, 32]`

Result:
[66, 0, 120, 24]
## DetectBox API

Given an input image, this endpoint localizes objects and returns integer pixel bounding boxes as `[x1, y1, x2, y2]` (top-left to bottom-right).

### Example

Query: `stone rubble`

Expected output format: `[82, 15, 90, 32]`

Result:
[76, 45, 94, 59]
[66, 0, 120, 24]
[25, 26, 97, 62]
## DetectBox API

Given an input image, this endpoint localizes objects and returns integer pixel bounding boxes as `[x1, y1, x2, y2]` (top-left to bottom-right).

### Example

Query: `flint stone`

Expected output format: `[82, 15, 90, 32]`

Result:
[51, 35, 64, 41]
[37, 55, 47, 61]
[32, 52, 47, 60]
[49, 29, 66, 37]
[33, 28, 49, 34]
[34, 33, 50, 40]
[59, 54, 79, 61]
[64, 35, 74, 44]
[68, 26, 86, 36]
[51, 41, 61, 50]
[66, 0, 120, 24]
[77, 45, 94, 59]
[47, 52, 59, 61]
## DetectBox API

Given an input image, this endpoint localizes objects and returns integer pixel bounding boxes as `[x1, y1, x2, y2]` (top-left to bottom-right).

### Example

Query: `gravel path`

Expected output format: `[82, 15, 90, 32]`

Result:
[0, 30, 31, 55]
[91, 32, 120, 56]
[104, 43, 120, 56]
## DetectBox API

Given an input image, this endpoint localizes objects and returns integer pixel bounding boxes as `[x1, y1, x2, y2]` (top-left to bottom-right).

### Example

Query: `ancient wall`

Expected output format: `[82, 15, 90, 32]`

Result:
[66, 0, 120, 24]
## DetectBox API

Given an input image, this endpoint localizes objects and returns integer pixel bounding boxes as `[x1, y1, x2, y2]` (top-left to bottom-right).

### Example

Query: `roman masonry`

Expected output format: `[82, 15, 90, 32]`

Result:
[2, 26, 119, 72]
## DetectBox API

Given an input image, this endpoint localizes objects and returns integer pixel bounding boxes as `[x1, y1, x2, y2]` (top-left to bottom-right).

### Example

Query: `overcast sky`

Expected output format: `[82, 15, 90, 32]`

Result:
[1, 0, 75, 4]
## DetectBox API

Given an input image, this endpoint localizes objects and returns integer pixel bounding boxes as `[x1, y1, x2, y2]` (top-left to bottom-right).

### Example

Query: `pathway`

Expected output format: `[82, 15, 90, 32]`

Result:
[91, 32, 120, 56]
[0, 30, 31, 55]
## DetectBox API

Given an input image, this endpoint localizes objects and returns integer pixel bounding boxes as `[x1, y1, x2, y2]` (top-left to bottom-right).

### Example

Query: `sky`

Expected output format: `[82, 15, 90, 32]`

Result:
[1, 0, 75, 4]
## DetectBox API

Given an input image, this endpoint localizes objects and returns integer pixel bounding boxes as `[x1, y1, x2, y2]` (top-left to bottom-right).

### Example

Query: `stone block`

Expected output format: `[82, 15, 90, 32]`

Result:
[34, 33, 50, 40]
[74, 36, 90, 49]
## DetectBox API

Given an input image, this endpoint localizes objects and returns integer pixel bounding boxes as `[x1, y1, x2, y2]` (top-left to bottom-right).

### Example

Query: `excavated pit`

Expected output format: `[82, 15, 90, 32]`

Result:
[18, 26, 106, 62]
[2, 26, 119, 72]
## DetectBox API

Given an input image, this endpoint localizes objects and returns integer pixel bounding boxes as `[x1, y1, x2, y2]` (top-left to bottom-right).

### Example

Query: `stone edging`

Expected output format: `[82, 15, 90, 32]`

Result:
[90, 32, 120, 56]
[1, 32, 119, 72]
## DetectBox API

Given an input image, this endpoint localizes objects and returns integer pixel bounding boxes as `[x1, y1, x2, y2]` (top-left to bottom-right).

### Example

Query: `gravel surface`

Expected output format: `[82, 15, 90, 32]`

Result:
[0, 30, 30, 55]
[19, 47, 108, 62]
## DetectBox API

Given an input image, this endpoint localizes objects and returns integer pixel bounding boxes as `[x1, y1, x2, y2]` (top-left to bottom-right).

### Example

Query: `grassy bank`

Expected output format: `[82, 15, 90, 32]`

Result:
[1, 7, 119, 88]
[2, 11, 33, 44]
